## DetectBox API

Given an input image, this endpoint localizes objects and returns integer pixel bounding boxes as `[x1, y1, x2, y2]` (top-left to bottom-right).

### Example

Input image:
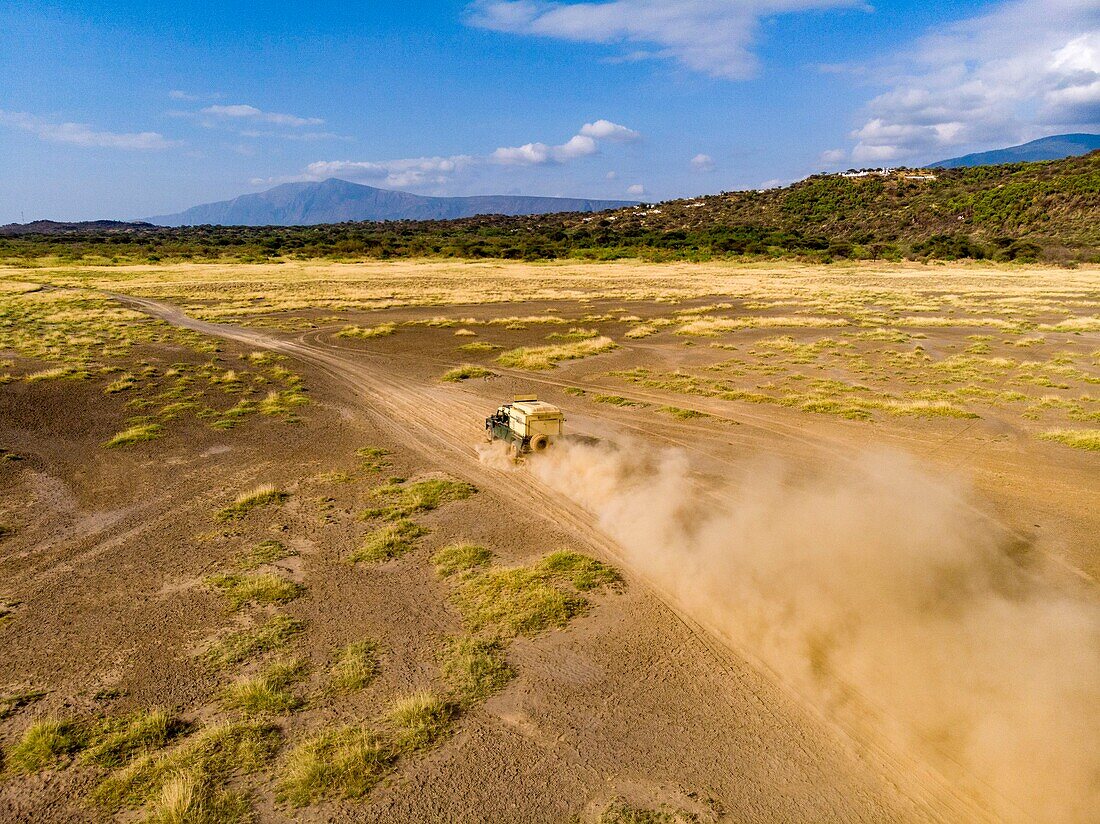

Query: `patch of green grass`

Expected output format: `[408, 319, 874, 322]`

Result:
[91, 721, 280, 813]
[592, 394, 647, 408]
[235, 539, 295, 571]
[205, 615, 305, 669]
[440, 636, 514, 704]
[360, 476, 477, 520]
[458, 341, 498, 353]
[354, 445, 390, 472]
[441, 364, 497, 382]
[258, 387, 308, 417]
[445, 551, 621, 639]
[81, 710, 186, 768]
[385, 692, 455, 752]
[205, 572, 305, 610]
[329, 641, 381, 693]
[660, 406, 710, 420]
[105, 373, 138, 393]
[624, 324, 658, 339]
[278, 727, 395, 805]
[217, 484, 289, 521]
[563, 386, 586, 397]
[4, 718, 87, 773]
[496, 336, 617, 370]
[1038, 429, 1100, 451]
[142, 771, 252, 824]
[537, 550, 622, 591]
[105, 422, 162, 448]
[223, 659, 308, 715]
[432, 543, 492, 577]
[336, 323, 396, 339]
[547, 327, 599, 342]
[348, 519, 428, 563]
[452, 566, 586, 638]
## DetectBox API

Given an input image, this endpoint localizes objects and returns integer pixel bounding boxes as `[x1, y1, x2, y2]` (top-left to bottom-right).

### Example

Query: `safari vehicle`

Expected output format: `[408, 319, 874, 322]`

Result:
[485, 394, 565, 456]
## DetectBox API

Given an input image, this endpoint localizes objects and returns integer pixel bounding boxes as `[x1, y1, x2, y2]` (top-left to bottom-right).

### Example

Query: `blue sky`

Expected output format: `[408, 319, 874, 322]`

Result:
[1, 0, 1096, 222]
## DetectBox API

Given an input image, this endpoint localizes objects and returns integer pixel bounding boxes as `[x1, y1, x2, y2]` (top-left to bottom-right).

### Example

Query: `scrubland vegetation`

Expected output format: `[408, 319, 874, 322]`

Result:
[2, 154, 1096, 264]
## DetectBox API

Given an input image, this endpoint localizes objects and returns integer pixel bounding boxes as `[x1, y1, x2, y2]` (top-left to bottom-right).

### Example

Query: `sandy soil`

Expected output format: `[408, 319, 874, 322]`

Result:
[1, 262, 1096, 823]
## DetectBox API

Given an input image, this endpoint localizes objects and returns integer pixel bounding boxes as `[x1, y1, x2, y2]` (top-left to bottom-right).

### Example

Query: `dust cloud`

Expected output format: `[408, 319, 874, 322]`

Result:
[520, 438, 1099, 823]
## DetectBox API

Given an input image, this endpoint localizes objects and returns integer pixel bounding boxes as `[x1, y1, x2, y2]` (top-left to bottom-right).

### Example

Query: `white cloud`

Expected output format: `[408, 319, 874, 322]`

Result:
[201, 104, 324, 127]
[691, 153, 716, 172]
[0, 110, 178, 150]
[466, 0, 865, 80]
[627, 183, 645, 196]
[297, 119, 637, 190]
[492, 133, 598, 165]
[606, 170, 619, 180]
[849, 0, 1100, 164]
[819, 148, 846, 165]
[306, 156, 477, 189]
[169, 90, 199, 101]
[580, 119, 640, 142]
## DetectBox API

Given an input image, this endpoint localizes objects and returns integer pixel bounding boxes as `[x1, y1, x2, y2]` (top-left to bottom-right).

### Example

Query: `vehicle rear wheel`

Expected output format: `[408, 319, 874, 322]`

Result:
[530, 434, 549, 452]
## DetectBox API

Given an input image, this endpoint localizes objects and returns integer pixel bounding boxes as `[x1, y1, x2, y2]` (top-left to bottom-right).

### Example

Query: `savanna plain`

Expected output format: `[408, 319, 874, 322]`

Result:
[0, 259, 1097, 823]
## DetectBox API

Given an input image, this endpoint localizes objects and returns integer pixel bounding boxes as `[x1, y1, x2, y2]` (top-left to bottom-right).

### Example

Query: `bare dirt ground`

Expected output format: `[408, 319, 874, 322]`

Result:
[0, 260, 1096, 823]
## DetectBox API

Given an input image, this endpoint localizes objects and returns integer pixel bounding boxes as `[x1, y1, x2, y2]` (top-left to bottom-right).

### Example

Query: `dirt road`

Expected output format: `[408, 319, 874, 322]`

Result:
[114, 293, 1013, 823]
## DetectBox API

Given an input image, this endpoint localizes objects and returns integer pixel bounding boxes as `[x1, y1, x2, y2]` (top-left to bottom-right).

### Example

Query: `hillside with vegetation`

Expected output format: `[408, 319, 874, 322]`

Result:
[2, 152, 1097, 265]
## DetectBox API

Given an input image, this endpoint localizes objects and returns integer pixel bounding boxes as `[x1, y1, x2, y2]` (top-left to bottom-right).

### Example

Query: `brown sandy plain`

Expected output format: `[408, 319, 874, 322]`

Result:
[0, 260, 1097, 823]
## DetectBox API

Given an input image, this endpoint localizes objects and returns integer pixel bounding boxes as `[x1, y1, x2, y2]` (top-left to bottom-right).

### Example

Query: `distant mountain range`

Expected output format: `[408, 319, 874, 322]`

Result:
[0, 220, 155, 236]
[928, 134, 1100, 169]
[145, 178, 637, 226]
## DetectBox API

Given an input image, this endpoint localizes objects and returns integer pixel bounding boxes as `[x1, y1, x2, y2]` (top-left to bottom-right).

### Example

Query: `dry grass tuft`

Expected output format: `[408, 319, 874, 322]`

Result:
[81, 710, 185, 768]
[538, 550, 622, 590]
[1038, 429, 1100, 451]
[497, 336, 617, 370]
[432, 543, 492, 577]
[441, 364, 496, 382]
[328, 641, 380, 693]
[361, 477, 477, 520]
[222, 659, 308, 715]
[5, 718, 87, 773]
[336, 323, 396, 339]
[440, 636, 514, 703]
[234, 539, 295, 571]
[458, 341, 498, 353]
[205, 573, 304, 610]
[143, 771, 251, 824]
[385, 692, 455, 752]
[348, 519, 428, 563]
[217, 484, 289, 521]
[105, 422, 162, 448]
[278, 727, 393, 805]
[204, 615, 305, 669]
[91, 721, 279, 814]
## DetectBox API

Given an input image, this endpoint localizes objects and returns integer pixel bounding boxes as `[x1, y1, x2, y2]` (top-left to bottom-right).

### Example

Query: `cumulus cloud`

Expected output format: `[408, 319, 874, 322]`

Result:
[492, 133, 599, 165]
[819, 147, 846, 165]
[0, 110, 178, 150]
[200, 104, 324, 127]
[849, 0, 1100, 164]
[305, 155, 477, 188]
[466, 0, 865, 80]
[580, 119, 641, 142]
[294, 119, 638, 190]
[627, 183, 646, 195]
[690, 152, 716, 171]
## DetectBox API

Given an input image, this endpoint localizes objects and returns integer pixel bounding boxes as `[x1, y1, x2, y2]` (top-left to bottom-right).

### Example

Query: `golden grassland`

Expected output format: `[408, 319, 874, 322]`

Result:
[2, 260, 1097, 445]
